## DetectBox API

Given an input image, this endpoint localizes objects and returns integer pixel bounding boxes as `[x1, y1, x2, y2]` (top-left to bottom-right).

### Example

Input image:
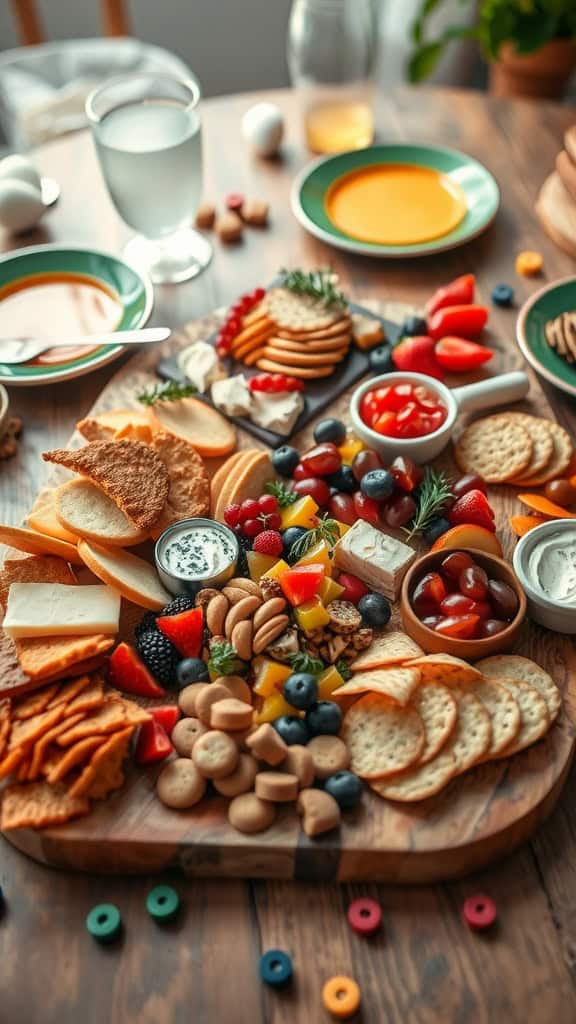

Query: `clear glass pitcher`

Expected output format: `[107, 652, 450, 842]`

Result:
[287, 0, 377, 154]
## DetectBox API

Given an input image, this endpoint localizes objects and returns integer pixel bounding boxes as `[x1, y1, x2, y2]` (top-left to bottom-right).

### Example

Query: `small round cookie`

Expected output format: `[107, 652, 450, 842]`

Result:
[255, 771, 299, 802]
[297, 788, 341, 836]
[307, 735, 350, 780]
[214, 674, 252, 704]
[246, 723, 288, 766]
[192, 730, 239, 779]
[178, 683, 209, 718]
[157, 758, 206, 808]
[196, 683, 231, 725]
[214, 753, 259, 797]
[228, 792, 276, 834]
[281, 745, 314, 787]
[171, 717, 208, 757]
[210, 697, 254, 731]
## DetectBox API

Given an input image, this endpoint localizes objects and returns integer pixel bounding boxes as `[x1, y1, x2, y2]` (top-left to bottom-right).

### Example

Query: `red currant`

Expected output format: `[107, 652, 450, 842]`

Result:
[223, 503, 241, 527]
[272, 374, 289, 392]
[265, 512, 282, 530]
[216, 332, 232, 350]
[226, 317, 241, 335]
[215, 342, 230, 358]
[239, 498, 260, 521]
[239, 294, 253, 314]
[258, 494, 279, 514]
[251, 287, 266, 303]
[243, 518, 264, 538]
[226, 193, 244, 211]
[230, 302, 244, 318]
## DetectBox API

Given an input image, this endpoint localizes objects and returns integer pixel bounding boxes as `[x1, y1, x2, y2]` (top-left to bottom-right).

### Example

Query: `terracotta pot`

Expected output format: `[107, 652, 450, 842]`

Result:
[489, 39, 576, 100]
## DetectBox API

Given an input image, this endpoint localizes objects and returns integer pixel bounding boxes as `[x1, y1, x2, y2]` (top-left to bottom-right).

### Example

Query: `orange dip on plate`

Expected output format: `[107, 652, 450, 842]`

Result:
[325, 164, 467, 246]
[0, 272, 123, 365]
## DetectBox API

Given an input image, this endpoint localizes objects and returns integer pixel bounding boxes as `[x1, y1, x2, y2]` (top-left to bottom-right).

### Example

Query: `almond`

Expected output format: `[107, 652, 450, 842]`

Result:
[253, 597, 287, 632]
[206, 594, 229, 636]
[225, 596, 262, 638]
[252, 614, 290, 655]
[231, 619, 253, 661]
[228, 577, 261, 597]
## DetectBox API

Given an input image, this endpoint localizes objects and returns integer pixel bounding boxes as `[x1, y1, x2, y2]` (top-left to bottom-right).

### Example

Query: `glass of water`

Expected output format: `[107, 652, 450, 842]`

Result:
[86, 73, 211, 284]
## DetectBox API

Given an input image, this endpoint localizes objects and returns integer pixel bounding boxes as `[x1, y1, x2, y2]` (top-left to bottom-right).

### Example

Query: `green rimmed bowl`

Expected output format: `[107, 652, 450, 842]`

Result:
[291, 143, 500, 258]
[0, 244, 153, 386]
[516, 277, 576, 399]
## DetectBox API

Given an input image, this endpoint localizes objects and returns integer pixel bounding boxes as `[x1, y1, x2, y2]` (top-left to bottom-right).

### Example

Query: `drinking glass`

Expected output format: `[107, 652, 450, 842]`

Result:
[288, 0, 377, 154]
[86, 73, 211, 284]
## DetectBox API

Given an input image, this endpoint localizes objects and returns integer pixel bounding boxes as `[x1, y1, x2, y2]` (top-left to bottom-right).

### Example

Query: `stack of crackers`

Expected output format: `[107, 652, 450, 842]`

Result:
[332, 634, 561, 802]
[0, 673, 150, 830]
[455, 412, 573, 486]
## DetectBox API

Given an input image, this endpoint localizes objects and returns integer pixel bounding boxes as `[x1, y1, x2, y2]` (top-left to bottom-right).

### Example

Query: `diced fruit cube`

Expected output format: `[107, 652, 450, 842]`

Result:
[156, 607, 203, 659]
[280, 495, 319, 530]
[108, 642, 165, 698]
[246, 550, 278, 581]
[317, 665, 346, 700]
[253, 657, 293, 697]
[429, 524, 503, 557]
[335, 520, 351, 538]
[279, 564, 325, 606]
[294, 538, 332, 574]
[135, 719, 173, 764]
[294, 596, 331, 633]
[338, 436, 364, 465]
[318, 576, 345, 604]
[150, 705, 180, 733]
[261, 558, 290, 581]
[256, 692, 296, 723]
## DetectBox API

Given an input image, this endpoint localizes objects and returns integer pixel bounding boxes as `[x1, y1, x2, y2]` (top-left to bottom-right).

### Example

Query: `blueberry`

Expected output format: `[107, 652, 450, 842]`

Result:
[422, 516, 451, 545]
[272, 715, 310, 746]
[283, 672, 318, 710]
[324, 770, 363, 810]
[325, 465, 356, 494]
[357, 593, 391, 628]
[282, 526, 309, 563]
[401, 315, 427, 336]
[176, 657, 209, 688]
[272, 445, 300, 478]
[313, 418, 347, 446]
[491, 283, 514, 308]
[305, 701, 343, 736]
[360, 469, 395, 501]
[368, 344, 394, 375]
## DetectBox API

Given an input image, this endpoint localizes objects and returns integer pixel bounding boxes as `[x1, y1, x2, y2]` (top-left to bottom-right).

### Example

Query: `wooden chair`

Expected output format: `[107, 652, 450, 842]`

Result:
[9, 0, 131, 46]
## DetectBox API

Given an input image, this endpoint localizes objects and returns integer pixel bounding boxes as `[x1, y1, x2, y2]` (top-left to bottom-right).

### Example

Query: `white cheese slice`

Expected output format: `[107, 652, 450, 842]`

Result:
[3, 583, 121, 638]
[178, 341, 226, 393]
[333, 520, 416, 599]
[250, 391, 304, 435]
[211, 375, 253, 417]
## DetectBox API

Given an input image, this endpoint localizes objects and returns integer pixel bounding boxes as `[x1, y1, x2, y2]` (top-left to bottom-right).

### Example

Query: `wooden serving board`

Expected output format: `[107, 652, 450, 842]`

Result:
[4, 307, 576, 883]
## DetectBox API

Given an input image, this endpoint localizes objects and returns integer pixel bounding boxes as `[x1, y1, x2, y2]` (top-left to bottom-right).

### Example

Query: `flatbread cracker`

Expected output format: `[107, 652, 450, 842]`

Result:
[46, 674, 94, 709]
[15, 632, 114, 682]
[55, 695, 149, 746]
[46, 735, 105, 784]
[342, 693, 425, 779]
[406, 653, 482, 686]
[66, 676, 104, 715]
[0, 780, 90, 830]
[350, 632, 424, 672]
[411, 682, 457, 764]
[0, 554, 76, 609]
[0, 701, 10, 760]
[13, 684, 59, 721]
[28, 713, 85, 781]
[476, 655, 561, 721]
[8, 705, 65, 753]
[489, 677, 550, 757]
[333, 667, 421, 706]
[512, 421, 573, 486]
[455, 415, 533, 483]
[149, 430, 210, 537]
[68, 726, 133, 799]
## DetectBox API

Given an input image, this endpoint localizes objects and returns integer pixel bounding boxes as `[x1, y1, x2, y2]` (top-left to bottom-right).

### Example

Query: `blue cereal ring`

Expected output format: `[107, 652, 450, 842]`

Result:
[259, 949, 293, 987]
[491, 283, 514, 307]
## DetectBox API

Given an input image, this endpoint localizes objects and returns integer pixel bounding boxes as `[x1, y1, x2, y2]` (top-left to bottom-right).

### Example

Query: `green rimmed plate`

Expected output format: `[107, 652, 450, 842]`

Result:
[516, 276, 576, 398]
[0, 245, 153, 386]
[291, 144, 500, 258]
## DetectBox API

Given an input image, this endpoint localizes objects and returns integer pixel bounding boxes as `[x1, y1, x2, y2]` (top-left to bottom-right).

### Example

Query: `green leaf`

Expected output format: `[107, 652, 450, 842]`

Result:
[336, 658, 352, 681]
[265, 480, 298, 507]
[287, 651, 326, 676]
[407, 42, 445, 82]
[208, 640, 245, 676]
[136, 380, 197, 406]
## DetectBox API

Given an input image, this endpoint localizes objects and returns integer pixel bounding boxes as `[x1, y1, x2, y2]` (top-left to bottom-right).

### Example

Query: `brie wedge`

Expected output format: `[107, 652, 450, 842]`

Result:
[3, 583, 121, 638]
[333, 520, 416, 600]
[211, 375, 253, 417]
[178, 341, 226, 393]
[250, 390, 304, 435]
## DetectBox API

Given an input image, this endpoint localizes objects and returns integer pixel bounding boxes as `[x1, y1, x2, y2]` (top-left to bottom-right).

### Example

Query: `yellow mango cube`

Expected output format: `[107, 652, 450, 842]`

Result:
[335, 520, 351, 538]
[280, 495, 319, 530]
[317, 665, 346, 700]
[253, 657, 292, 698]
[246, 550, 278, 582]
[294, 539, 332, 574]
[294, 596, 331, 634]
[256, 691, 294, 723]
[318, 575, 345, 604]
[338, 435, 364, 466]
[262, 558, 290, 581]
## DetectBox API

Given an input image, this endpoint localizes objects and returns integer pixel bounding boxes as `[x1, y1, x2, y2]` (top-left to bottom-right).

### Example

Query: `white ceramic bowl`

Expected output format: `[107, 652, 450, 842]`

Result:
[349, 370, 530, 463]
[0, 384, 9, 438]
[513, 519, 576, 634]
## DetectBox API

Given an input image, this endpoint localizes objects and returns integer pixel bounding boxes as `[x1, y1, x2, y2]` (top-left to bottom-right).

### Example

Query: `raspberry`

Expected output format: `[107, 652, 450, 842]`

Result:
[253, 530, 283, 556]
[258, 494, 279, 515]
[224, 503, 242, 527]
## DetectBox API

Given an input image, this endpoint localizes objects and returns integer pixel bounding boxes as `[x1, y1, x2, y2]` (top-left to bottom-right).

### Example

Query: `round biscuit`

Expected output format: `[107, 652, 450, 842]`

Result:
[511, 421, 573, 486]
[342, 693, 424, 779]
[499, 413, 553, 479]
[410, 682, 457, 765]
[476, 655, 561, 721]
[262, 346, 345, 367]
[487, 677, 550, 757]
[255, 358, 334, 379]
[455, 415, 533, 482]
[464, 677, 521, 756]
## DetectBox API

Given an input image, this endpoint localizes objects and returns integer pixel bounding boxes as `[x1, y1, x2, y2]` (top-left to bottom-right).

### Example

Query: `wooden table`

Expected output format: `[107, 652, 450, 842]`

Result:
[2, 86, 576, 1023]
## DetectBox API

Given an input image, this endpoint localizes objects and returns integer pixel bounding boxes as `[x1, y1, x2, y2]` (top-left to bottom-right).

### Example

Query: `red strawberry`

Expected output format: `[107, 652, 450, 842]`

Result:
[449, 490, 496, 533]
[392, 336, 445, 380]
[135, 719, 173, 765]
[108, 642, 166, 698]
[150, 705, 180, 733]
[157, 607, 203, 659]
[252, 529, 283, 556]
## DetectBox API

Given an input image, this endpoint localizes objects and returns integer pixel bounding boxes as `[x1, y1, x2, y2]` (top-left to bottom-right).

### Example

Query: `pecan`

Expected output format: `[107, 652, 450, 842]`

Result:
[259, 576, 283, 601]
[266, 627, 299, 662]
[196, 588, 221, 610]
[327, 600, 362, 635]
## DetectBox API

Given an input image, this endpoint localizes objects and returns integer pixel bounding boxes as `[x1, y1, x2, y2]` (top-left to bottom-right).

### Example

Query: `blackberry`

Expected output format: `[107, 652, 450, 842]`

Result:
[136, 631, 179, 686]
[135, 611, 157, 639]
[160, 595, 196, 617]
[235, 533, 253, 577]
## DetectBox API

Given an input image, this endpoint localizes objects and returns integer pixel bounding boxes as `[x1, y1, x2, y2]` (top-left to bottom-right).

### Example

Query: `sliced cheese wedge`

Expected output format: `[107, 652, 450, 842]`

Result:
[3, 583, 120, 638]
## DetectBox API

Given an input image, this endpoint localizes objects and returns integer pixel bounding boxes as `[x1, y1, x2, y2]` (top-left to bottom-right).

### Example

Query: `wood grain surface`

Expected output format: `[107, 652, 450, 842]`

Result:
[2, 86, 576, 1022]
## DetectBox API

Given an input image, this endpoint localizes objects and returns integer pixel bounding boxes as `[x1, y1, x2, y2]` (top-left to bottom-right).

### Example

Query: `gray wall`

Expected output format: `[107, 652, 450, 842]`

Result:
[0, 0, 293, 96]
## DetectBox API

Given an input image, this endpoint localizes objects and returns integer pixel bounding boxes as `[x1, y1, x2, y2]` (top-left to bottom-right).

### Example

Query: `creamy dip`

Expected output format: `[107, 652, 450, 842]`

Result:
[161, 522, 237, 581]
[527, 528, 576, 605]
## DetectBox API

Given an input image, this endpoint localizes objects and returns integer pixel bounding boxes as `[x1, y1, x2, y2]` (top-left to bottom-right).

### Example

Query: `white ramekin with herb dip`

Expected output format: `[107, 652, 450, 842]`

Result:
[155, 518, 239, 596]
[513, 519, 576, 633]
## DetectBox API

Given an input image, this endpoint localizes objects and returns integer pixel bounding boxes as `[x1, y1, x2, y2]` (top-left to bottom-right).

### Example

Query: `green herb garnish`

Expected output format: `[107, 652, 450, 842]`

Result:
[265, 480, 298, 508]
[136, 380, 197, 406]
[279, 267, 346, 308]
[336, 658, 352, 681]
[208, 640, 245, 676]
[403, 467, 453, 541]
[289, 516, 341, 562]
[287, 651, 326, 676]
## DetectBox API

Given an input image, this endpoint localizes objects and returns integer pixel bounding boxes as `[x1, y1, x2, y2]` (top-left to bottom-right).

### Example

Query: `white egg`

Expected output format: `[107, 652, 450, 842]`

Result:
[0, 154, 42, 192]
[241, 103, 284, 158]
[0, 180, 46, 233]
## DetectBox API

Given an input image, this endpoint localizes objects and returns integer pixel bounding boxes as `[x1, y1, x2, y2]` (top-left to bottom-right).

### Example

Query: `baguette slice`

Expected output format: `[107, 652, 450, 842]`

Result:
[56, 479, 149, 547]
[147, 396, 236, 457]
[77, 540, 171, 611]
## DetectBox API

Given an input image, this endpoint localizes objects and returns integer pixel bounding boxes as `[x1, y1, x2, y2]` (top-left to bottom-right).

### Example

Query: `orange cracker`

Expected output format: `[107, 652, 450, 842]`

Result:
[268, 335, 350, 354]
[46, 734, 105, 784]
[262, 346, 346, 367]
[243, 346, 268, 367]
[8, 705, 65, 754]
[65, 676, 105, 716]
[13, 684, 59, 721]
[68, 726, 134, 799]
[275, 317, 351, 341]
[28, 713, 84, 781]
[16, 633, 114, 682]
[56, 695, 149, 747]
[0, 780, 90, 830]
[0, 701, 10, 760]
[0, 554, 76, 609]
[255, 358, 334, 379]
[230, 317, 274, 352]
[0, 746, 27, 781]
[47, 674, 94, 709]
[233, 328, 275, 361]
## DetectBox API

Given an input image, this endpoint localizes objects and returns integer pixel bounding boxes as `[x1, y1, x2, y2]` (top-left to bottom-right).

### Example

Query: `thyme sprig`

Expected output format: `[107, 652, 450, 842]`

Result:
[208, 640, 245, 676]
[137, 380, 197, 406]
[279, 267, 346, 308]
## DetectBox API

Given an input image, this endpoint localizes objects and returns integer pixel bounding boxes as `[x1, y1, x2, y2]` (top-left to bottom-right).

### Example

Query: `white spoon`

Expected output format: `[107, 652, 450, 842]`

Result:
[0, 327, 171, 365]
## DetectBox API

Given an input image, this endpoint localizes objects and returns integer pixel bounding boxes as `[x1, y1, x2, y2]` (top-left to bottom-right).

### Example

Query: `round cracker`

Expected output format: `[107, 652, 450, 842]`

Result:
[370, 747, 456, 802]
[255, 358, 334, 379]
[268, 334, 351, 353]
[264, 287, 346, 331]
[500, 413, 553, 479]
[275, 318, 352, 341]
[488, 677, 550, 757]
[262, 346, 346, 367]
[342, 693, 424, 779]
[451, 689, 492, 775]
[411, 682, 457, 764]
[455, 415, 533, 483]
[56, 479, 149, 547]
[476, 655, 561, 721]
[466, 677, 521, 757]
[512, 421, 573, 486]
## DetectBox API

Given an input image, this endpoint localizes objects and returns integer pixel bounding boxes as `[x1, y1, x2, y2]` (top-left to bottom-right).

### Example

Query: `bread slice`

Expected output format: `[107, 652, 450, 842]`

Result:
[56, 479, 149, 547]
[77, 540, 171, 611]
[147, 397, 236, 457]
[0, 525, 82, 565]
[76, 408, 152, 442]
[27, 489, 78, 545]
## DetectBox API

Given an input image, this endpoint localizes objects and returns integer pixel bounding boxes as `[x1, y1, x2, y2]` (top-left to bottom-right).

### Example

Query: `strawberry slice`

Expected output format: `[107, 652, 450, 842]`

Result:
[150, 705, 180, 733]
[157, 607, 203, 658]
[135, 719, 173, 765]
[449, 489, 496, 533]
[108, 642, 166, 698]
[392, 336, 445, 380]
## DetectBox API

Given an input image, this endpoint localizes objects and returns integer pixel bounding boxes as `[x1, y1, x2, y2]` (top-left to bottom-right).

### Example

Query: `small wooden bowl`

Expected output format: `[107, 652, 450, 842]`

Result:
[400, 548, 526, 660]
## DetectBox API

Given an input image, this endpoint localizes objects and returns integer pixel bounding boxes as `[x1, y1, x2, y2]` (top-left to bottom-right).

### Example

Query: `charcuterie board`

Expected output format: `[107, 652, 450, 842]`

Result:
[3, 302, 576, 883]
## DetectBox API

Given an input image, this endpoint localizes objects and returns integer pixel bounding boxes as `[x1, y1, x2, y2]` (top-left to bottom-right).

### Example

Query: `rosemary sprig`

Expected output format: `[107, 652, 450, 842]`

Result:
[279, 267, 346, 308]
[287, 651, 326, 676]
[289, 516, 341, 562]
[136, 380, 197, 406]
[402, 467, 453, 541]
[208, 640, 245, 676]
[264, 480, 298, 508]
[336, 658, 352, 682]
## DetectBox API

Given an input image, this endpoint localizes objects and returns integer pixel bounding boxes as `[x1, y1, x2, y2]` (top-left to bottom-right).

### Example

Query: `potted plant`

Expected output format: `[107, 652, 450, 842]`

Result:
[408, 0, 576, 99]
